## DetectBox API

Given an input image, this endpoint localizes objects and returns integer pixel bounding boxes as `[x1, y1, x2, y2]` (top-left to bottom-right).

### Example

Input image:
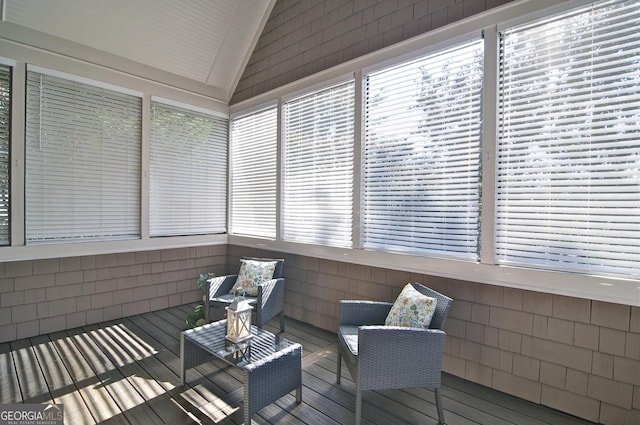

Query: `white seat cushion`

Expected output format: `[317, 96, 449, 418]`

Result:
[338, 325, 359, 358]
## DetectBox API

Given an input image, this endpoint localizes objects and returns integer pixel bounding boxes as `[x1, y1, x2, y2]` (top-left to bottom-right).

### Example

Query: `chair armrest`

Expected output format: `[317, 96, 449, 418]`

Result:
[338, 300, 393, 326]
[257, 278, 284, 308]
[358, 326, 447, 391]
[206, 275, 238, 299]
[254, 278, 285, 326]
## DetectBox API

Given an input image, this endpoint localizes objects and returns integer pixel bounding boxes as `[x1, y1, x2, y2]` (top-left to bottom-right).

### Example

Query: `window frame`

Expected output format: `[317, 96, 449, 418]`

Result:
[0, 62, 11, 246]
[495, 0, 640, 280]
[229, 101, 279, 239]
[1, 0, 634, 306]
[149, 96, 229, 237]
[281, 77, 356, 248]
[25, 66, 143, 244]
[0, 57, 228, 260]
[361, 37, 485, 261]
[228, 0, 636, 307]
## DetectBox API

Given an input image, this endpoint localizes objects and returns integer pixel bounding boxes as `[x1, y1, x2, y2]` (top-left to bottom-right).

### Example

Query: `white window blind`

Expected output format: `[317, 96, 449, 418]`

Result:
[230, 106, 277, 239]
[496, 0, 640, 278]
[283, 81, 354, 247]
[25, 71, 141, 244]
[150, 101, 228, 236]
[0, 65, 9, 245]
[363, 39, 484, 259]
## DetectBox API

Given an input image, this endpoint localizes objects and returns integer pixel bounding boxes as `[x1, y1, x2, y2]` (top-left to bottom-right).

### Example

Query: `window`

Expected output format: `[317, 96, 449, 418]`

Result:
[150, 100, 228, 236]
[25, 70, 141, 244]
[283, 80, 355, 247]
[363, 39, 484, 260]
[496, 0, 640, 278]
[230, 106, 277, 238]
[0, 65, 9, 245]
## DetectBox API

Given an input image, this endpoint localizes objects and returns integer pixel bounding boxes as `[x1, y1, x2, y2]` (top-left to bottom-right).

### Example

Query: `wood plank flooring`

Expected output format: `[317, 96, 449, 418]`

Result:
[0, 304, 597, 425]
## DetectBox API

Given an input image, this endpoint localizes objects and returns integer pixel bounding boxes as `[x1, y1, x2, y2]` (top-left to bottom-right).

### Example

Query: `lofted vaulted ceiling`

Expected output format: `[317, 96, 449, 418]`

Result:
[0, 0, 275, 101]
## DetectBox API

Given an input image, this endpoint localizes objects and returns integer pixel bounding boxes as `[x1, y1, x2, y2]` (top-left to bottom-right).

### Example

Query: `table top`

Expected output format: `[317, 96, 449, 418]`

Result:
[182, 319, 297, 368]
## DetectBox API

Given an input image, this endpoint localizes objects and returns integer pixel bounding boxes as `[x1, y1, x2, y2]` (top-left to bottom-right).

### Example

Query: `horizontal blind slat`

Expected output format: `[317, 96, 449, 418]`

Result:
[363, 38, 483, 260]
[150, 101, 228, 237]
[25, 71, 141, 243]
[230, 106, 277, 238]
[0, 65, 10, 245]
[283, 81, 355, 247]
[496, 0, 640, 279]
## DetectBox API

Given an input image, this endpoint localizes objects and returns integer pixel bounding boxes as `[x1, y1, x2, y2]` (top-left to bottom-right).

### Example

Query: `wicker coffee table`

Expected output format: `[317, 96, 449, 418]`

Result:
[180, 320, 302, 423]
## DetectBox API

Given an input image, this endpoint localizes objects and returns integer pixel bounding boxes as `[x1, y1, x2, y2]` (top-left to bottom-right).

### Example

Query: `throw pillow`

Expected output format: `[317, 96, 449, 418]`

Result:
[385, 283, 438, 328]
[230, 259, 278, 296]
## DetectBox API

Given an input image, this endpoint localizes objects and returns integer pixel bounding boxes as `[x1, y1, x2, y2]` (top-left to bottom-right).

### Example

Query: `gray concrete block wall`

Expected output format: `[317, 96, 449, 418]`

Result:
[228, 245, 640, 425]
[231, 0, 514, 103]
[0, 245, 227, 343]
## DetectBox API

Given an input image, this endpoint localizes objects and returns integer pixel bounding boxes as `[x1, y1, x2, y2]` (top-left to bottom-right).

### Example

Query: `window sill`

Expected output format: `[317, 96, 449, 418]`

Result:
[228, 235, 639, 307]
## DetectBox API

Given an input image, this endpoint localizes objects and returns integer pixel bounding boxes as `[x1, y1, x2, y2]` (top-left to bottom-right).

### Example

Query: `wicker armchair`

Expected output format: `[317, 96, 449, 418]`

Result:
[336, 283, 453, 425]
[204, 257, 285, 332]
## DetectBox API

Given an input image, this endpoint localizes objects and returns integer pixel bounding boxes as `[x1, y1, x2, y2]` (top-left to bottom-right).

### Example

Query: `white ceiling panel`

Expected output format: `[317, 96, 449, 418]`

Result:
[2, 0, 275, 101]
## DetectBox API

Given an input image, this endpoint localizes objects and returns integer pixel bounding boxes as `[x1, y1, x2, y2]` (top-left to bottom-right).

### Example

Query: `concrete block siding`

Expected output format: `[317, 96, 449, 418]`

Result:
[228, 245, 640, 425]
[0, 245, 227, 343]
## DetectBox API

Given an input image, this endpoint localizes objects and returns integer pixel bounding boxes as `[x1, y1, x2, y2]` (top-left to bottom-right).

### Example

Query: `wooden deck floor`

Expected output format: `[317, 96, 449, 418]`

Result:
[0, 304, 597, 425]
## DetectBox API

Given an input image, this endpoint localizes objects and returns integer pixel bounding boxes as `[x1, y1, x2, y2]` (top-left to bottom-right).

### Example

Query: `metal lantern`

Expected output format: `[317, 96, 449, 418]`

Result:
[230, 342, 251, 363]
[226, 297, 253, 343]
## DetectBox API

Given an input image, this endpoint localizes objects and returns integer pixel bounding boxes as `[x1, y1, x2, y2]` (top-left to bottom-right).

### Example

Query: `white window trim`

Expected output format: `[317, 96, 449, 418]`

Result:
[228, 99, 280, 240]
[2, 46, 229, 260]
[284, 78, 355, 246]
[494, 0, 640, 279]
[230, 99, 278, 121]
[280, 73, 355, 103]
[151, 95, 228, 119]
[229, 0, 639, 307]
[228, 234, 638, 307]
[25, 69, 143, 244]
[361, 36, 484, 260]
[229, 102, 278, 239]
[27, 64, 143, 98]
[149, 99, 228, 237]
[0, 57, 17, 67]
[0, 0, 633, 305]
[4, 234, 228, 262]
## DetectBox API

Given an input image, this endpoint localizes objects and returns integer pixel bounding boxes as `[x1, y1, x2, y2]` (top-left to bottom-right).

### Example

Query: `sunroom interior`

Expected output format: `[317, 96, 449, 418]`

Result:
[0, 0, 638, 424]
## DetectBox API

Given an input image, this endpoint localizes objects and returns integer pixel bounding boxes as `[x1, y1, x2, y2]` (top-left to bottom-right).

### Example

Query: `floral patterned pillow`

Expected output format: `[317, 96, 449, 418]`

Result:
[385, 283, 438, 328]
[230, 259, 278, 296]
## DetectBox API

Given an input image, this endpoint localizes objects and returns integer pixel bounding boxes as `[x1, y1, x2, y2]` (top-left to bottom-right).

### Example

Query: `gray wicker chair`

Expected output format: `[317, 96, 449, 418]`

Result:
[336, 282, 453, 425]
[204, 257, 285, 332]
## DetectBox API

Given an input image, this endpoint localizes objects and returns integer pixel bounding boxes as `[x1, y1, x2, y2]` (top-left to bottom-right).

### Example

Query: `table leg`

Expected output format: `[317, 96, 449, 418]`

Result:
[243, 343, 302, 423]
[180, 333, 186, 385]
[180, 332, 217, 386]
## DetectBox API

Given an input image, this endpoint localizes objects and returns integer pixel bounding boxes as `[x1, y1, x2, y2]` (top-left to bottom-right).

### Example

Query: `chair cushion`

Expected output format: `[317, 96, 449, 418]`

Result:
[338, 325, 360, 357]
[385, 283, 437, 328]
[230, 259, 278, 296]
